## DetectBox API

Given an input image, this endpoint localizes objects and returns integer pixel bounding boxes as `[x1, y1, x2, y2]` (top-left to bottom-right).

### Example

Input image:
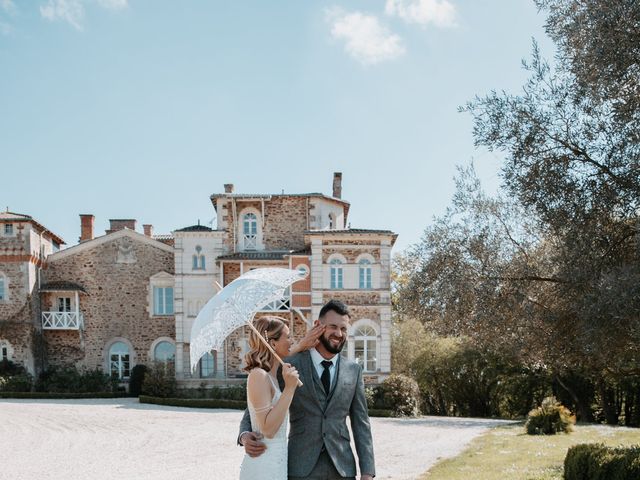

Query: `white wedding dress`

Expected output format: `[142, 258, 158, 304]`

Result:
[239, 373, 288, 480]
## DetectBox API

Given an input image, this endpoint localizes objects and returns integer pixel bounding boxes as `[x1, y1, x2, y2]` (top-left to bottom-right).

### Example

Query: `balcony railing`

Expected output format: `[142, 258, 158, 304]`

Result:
[42, 312, 84, 330]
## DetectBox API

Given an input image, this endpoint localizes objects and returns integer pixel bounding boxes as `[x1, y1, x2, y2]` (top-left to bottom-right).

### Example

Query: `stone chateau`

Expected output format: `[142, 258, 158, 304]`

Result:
[0, 173, 397, 386]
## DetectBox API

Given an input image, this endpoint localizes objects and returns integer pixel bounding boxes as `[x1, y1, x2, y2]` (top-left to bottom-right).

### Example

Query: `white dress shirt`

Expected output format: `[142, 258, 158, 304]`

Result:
[309, 348, 338, 390]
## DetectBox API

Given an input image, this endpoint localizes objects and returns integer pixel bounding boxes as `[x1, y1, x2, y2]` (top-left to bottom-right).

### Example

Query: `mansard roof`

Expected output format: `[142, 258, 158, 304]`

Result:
[0, 211, 65, 245]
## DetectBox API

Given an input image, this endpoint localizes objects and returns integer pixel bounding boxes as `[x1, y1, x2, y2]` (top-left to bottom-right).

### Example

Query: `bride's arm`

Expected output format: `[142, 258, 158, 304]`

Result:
[289, 324, 325, 355]
[247, 368, 296, 439]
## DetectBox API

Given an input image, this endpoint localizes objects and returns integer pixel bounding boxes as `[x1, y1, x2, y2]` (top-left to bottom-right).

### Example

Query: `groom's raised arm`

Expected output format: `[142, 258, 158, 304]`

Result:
[349, 364, 376, 478]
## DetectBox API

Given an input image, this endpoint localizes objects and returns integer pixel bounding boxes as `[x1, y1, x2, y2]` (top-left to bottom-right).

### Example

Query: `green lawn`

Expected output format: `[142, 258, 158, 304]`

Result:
[421, 422, 640, 480]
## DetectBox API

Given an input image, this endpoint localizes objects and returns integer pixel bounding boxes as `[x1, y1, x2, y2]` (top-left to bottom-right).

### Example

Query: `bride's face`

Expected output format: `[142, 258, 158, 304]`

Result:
[271, 325, 292, 358]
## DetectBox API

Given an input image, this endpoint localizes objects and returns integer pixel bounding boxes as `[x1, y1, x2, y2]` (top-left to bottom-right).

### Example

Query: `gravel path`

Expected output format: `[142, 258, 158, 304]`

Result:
[0, 398, 510, 479]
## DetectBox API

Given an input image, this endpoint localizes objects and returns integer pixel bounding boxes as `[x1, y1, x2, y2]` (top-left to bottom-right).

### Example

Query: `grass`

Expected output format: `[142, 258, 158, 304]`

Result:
[421, 422, 640, 480]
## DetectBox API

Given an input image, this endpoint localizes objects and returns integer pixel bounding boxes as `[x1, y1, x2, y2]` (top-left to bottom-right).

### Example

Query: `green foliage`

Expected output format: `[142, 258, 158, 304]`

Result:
[526, 396, 575, 435]
[0, 359, 22, 376]
[382, 373, 421, 417]
[178, 384, 247, 401]
[139, 395, 246, 410]
[141, 362, 176, 398]
[564, 443, 640, 480]
[0, 392, 126, 399]
[36, 367, 116, 393]
[0, 373, 33, 392]
[128, 364, 148, 397]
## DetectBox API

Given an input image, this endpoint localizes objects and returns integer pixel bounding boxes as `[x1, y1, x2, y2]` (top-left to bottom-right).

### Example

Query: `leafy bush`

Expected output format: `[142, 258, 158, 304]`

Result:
[0, 359, 23, 376]
[382, 373, 421, 417]
[142, 362, 176, 398]
[129, 364, 148, 397]
[36, 367, 116, 393]
[526, 396, 575, 435]
[0, 373, 33, 392]
[564, 443, 640, 480]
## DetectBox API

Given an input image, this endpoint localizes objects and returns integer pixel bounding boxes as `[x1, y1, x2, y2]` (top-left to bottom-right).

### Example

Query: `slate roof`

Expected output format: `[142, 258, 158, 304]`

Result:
[174, 225, 214, 232]
[216, 250, 308, 261]
[40, 281, 88, 294]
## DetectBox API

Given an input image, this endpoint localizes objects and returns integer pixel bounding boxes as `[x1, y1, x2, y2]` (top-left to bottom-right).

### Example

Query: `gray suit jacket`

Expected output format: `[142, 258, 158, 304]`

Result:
[239, 350, 375, 478]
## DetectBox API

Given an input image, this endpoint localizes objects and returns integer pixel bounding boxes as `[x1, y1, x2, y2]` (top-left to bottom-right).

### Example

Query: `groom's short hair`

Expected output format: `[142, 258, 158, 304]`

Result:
[319, 299, 351, 320]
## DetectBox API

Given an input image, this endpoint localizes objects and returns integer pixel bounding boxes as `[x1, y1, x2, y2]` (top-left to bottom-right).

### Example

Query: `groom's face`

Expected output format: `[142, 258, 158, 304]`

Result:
[318, 310, 348, 355]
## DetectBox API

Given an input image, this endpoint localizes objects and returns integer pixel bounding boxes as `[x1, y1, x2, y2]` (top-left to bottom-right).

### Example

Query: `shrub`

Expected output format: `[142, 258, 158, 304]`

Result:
[129, 364, 148, 397]
[382, 373, 421, 417]
[0, 359, 23, 376]
[564, 443, 640, 480]
[526, 396, 575, 435]
[36, 367, 116, 393]
[0, 373, 33, 392]
[142, 362, 176, 398]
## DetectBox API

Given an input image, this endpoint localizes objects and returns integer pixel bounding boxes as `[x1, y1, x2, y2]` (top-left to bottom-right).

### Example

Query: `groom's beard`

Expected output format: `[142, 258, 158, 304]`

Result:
[320, 333, 345, 354]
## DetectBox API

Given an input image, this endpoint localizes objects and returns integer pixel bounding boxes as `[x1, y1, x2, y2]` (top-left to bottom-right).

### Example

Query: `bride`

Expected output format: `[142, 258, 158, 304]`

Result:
[239, 316, 323, 480]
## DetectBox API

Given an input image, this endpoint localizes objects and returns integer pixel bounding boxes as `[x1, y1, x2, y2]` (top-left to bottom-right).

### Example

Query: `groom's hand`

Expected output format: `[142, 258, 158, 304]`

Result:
[240, 431, 267, 457]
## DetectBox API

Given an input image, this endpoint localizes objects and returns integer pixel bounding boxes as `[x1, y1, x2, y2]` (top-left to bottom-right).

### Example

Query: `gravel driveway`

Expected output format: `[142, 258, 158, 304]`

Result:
[0, 398, 510, 479]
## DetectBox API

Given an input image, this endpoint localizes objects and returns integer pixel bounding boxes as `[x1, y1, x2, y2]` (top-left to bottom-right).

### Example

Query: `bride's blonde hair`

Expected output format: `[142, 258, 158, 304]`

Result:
[243, 316, 287, 373]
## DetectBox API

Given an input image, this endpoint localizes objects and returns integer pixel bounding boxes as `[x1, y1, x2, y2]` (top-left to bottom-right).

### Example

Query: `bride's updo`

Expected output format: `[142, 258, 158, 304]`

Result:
[243, 316, 286, 373]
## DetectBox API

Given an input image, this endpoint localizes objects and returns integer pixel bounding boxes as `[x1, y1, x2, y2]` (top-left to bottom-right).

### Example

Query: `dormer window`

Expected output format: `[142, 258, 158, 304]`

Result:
[192, 245, 206, 270]
[243, 212, 258, 250]
[4, 224, 13, 235]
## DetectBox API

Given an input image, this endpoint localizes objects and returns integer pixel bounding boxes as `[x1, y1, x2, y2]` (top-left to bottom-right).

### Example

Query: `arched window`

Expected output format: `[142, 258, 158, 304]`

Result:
[109, 342, 131, 379]
[330, 258, 343, 289]
[192, 245, 206, 270]
[154, 341, 175, 364]
[358, 259, 372, 289]
[242, 213, 258, 250]
[199, 351, 216, 378]
[354, 325, 377, 372]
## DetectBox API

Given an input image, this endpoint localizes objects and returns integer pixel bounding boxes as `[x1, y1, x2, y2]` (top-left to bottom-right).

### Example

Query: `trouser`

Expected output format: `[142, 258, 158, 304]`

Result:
[288, 449, 356, 480]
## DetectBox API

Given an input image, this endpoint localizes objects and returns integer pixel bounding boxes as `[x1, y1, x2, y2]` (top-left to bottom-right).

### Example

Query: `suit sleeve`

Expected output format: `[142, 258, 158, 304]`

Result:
[349, 364, 375, 476]
[237, 408, 253, 446]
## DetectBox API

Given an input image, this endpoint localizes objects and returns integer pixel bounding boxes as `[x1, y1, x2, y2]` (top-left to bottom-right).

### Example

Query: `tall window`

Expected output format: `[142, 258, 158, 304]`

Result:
[359, 259, 372, 289]
[0, 276, 5, 301]
[243, 213, 258, 250]
[354, 325, 377, 372]
[200, 352, 216, 378]
[57, 297, 71, 312]
[192, 245, 205, 270]
[109, 342, 130, 379]
[1, 343, 8, 361]
[330, 259, 343, 289]
[153, 287, 174, 315]
[154, 341, 175, 364]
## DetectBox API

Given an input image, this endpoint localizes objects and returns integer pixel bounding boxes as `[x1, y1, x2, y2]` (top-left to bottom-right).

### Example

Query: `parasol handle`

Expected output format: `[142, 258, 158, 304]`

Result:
[247, 321, 304, 387]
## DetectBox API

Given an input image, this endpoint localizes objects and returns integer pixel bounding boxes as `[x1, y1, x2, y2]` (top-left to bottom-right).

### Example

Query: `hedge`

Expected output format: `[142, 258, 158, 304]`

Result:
[564, 443, 640, 480]
[139, 396, 394, 417]
[0, 392, 128, 399]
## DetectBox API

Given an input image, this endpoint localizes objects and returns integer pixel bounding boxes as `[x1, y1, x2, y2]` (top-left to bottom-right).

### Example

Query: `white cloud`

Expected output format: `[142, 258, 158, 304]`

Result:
[385, 0, 457, 28]
[97, 0, 127, 10]
[1, 0, 16, 14]
[326, 8, 405, 66]
[40, 0, 85, 30]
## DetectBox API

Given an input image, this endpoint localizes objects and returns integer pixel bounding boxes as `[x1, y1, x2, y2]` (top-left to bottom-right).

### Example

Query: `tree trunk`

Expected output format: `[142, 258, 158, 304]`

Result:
[598, 380, 618, 425]
[555, 374, 594, 422]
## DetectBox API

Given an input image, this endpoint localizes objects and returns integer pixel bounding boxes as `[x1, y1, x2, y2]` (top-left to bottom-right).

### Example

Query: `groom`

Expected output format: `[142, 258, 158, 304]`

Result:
[238, 299, 375, 480]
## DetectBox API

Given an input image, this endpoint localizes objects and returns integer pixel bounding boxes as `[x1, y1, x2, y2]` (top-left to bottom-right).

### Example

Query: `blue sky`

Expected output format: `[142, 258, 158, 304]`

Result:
[0, 0, 555, 252]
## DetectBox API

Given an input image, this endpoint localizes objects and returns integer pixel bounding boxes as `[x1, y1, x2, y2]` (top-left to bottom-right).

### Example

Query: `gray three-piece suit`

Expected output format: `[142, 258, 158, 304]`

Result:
[239, 350, 376, 479]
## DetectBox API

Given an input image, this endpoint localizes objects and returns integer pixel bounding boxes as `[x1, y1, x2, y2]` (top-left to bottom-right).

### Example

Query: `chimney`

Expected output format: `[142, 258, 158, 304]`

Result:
[79, 214, 94, 242]
[224, 183, 235, 194]
[106, 219, 137, 234]
[143, 224, 154, 237]
[332, 172, 342, 199]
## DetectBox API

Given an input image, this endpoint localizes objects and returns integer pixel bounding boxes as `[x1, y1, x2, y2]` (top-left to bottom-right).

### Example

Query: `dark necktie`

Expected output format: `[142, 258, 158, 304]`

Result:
[321, 360, 332, 395]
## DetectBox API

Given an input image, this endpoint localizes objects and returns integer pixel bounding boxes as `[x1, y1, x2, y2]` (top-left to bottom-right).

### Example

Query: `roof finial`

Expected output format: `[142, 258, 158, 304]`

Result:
[198, 219, 201, 226]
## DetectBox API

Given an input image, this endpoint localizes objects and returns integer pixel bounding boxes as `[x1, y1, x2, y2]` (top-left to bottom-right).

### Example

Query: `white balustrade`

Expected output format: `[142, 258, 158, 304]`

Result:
[41, 311, 84, 330]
